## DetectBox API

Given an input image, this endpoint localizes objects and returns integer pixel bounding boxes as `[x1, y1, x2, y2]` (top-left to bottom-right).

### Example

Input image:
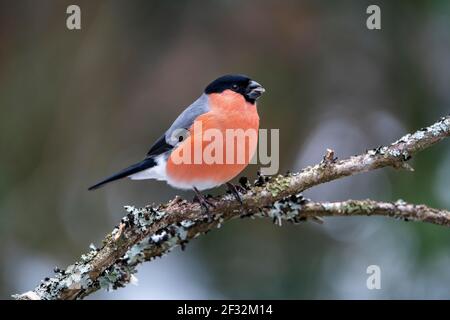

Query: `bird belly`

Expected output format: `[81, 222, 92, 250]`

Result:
[165, 106, 259, 191]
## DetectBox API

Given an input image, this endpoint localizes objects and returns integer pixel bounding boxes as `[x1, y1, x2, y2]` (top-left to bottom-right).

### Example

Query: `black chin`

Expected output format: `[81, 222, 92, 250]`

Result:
[244, 95, 256, 103]
[245, 92, 262, 103]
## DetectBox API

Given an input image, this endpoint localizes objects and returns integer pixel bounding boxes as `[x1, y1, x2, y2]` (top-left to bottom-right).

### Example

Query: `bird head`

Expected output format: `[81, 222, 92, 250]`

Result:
[204, 74, 265, 103]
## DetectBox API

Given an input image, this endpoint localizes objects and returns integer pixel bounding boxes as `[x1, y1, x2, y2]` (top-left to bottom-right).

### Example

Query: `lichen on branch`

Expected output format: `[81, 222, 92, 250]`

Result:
[14, 115, 450, 300]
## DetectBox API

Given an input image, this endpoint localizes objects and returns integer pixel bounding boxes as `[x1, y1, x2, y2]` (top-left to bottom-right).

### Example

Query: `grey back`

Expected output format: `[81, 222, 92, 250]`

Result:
[146, 93, 210, 157]
[164, 93, 210, 145]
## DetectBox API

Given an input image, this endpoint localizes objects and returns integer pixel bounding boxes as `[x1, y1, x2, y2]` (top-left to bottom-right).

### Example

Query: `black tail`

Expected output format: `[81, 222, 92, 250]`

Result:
[88, 158, 156, 190]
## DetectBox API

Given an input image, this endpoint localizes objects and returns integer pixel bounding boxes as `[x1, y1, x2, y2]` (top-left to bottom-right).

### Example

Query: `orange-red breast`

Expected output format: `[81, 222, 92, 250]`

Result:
[89, 74, 265, 207]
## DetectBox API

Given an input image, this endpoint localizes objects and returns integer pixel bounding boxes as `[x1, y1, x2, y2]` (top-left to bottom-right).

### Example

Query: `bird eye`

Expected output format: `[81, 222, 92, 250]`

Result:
[232, 84, 238, 90]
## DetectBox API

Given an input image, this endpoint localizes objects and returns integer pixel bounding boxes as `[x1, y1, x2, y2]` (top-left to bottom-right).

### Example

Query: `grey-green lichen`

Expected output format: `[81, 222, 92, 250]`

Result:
[87, 193, 228, 294]
[367, 144, 411, 161]
[266, 175, 291, 197]
[12, 252, 98, 300]
[384, 116, 450, 160]
[337, 200, 376, 215]
[12, 204, 176, 299]
[120, 205, 167, 233]
[96, 262, 136, 291]
[263, 193, 309, 225]
[93, 212, 203, 292]
[366, 117, 449, 163]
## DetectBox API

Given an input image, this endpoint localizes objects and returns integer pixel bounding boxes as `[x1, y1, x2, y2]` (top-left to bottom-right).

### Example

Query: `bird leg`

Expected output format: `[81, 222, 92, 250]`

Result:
[193, 187, 216, 213]
[226, 182, 244, 204]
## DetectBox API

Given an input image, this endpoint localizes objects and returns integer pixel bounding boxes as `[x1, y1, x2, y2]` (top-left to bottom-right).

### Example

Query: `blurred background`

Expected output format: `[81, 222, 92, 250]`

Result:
[0, 0, 449, 299]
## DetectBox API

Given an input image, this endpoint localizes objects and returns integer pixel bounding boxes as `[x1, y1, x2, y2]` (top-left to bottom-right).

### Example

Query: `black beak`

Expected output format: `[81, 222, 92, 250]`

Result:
[246, 80, 265, 101]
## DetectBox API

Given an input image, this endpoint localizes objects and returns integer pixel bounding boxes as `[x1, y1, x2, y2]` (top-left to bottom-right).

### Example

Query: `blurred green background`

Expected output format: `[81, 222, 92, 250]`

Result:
[0, 0, 449, 299]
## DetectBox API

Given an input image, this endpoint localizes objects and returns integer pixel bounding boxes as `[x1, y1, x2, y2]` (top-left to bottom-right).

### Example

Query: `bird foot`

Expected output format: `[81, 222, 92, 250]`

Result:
[193, 187, 216, 214]
[226, 182, 244, 204]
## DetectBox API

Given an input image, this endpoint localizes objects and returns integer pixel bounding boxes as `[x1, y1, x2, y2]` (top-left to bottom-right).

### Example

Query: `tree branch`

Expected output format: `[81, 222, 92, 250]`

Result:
[14, 115, 450, 300]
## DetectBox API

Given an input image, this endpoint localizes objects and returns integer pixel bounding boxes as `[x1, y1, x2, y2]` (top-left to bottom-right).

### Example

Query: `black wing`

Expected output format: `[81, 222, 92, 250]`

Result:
[146, 134, 174, 158]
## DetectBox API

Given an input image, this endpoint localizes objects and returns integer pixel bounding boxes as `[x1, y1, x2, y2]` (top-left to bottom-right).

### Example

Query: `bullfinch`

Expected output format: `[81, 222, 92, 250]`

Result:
[89, 74, 265, 210]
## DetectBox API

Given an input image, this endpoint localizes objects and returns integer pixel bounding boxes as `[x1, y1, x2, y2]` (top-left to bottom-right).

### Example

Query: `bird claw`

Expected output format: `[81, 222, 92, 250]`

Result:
[193, 187, 216, 214]
[226, 182, 244, 205]
[200, 198, 216, 214]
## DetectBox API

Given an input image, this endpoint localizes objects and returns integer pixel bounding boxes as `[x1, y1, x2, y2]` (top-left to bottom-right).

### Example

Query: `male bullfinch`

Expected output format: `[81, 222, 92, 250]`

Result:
[89, 74, 265, 210]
